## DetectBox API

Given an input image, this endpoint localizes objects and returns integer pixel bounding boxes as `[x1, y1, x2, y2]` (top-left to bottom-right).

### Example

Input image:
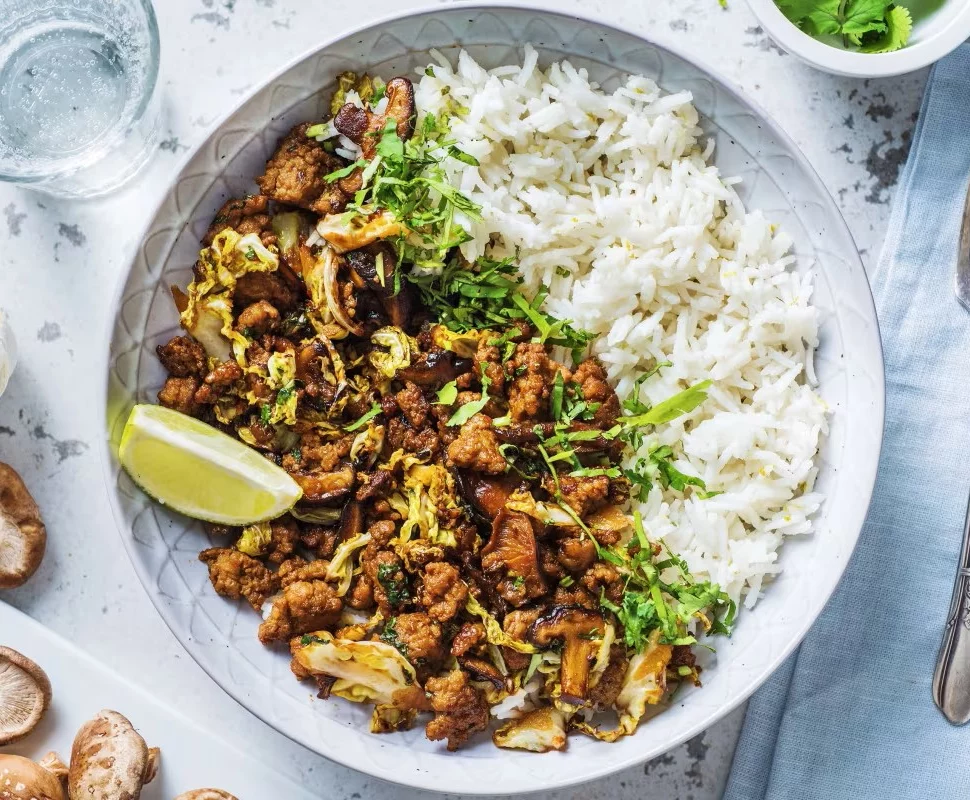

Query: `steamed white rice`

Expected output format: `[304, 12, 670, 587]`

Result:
[416, 48, 828, 607]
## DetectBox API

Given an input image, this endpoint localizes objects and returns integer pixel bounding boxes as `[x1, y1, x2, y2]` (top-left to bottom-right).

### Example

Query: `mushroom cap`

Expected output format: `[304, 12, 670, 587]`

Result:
[68, 709, 158, 800]
[0, 753, 67, 800]
[0, 462, 46, 589]
[529, 605, 606, 705]
[173, 791, 239, 800]
[0, 646, 52, 744]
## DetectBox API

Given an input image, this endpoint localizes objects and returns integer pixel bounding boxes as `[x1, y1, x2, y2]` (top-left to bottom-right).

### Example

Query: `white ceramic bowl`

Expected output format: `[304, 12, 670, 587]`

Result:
[745, 0, 970, 77]
[102, 4, 885, 794]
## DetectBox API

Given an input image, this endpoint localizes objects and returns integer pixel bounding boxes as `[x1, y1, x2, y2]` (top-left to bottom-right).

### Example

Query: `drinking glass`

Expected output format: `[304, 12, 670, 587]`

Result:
[0, 0, 161, 198]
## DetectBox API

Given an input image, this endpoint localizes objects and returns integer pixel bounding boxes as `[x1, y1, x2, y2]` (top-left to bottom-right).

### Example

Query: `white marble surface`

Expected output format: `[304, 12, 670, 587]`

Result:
[0, 1, 926, 797]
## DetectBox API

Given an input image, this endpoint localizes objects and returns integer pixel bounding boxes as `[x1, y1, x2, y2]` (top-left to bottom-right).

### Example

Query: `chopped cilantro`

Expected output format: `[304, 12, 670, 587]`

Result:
[446, 145, 479, 166]
[407, 256, 593, 354]
[435, 380, 458, 405]
[345, 402, 381, 432]
[371, 79, 387, 105]
[598, 512, 735, 651]
[447, 371, 491, 426]
[259, 404, 271, 424]
[324, 159, 366, 182]
[624, 444, 708, 499]
[623, 361, 673, 415]
[377, 562, 410, 606]
[380, 617, 409, 658]
[617, 380, 711, 433]
[550, 372, 565, 421]
[275, 381, 297, 406]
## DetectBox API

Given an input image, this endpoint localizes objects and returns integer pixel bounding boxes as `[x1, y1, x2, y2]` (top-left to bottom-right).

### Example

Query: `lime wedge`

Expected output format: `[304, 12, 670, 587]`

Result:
[118, 404, 302, 525]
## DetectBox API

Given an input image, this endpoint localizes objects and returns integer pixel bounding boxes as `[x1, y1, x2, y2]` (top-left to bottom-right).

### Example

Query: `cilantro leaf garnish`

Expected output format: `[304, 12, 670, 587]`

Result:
[446, 145, 480, 166]
[345, 402, 382, 432]
[619, 380, 711, 429]
[776, 0, 913, 51]
[598, 512, 735, 651]
[407, 255, 594, 355]
[435, 380, 458, 405]
[447, 371, 492, 426]
[860, 4, 912, 52]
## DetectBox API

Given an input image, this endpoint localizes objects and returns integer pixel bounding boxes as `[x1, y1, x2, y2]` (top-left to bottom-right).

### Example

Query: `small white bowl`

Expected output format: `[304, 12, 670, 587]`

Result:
[745, 0, 970, 77]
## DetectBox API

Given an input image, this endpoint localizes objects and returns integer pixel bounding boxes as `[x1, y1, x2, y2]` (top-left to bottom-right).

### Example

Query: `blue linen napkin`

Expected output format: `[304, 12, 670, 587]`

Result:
[725, 44, 970, 800]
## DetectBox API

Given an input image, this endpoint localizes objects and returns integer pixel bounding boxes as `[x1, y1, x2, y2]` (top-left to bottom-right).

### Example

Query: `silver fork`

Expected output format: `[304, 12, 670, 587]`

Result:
[933, 180, 970, 724]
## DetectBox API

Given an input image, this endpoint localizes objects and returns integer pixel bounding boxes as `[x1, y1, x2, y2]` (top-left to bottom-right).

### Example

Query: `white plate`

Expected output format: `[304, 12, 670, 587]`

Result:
[0, 601, 319, 799]
[101, 4, 885, 794]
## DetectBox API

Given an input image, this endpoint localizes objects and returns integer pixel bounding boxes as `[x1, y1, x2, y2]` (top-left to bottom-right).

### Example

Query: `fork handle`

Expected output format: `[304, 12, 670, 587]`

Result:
[933, 493, 970, 724]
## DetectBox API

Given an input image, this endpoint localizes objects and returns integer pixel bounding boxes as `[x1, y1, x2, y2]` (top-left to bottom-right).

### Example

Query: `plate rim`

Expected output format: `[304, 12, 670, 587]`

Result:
[99, 2, 887, 793]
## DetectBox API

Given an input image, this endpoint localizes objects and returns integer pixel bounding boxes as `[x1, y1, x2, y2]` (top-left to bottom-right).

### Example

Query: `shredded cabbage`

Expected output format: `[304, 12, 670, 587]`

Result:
[431, 326, 481, 358]
[493, 707, 567, 752]
[316, 210, 403, 255]
[296, 632, 419, 706]
[235, 521, 272, 556]
[181, 227, 279, 365]
[368, 327, 416, 379]
[350, 423, 385, 469]
[572, 631, 672, 742]
[265, 351, 299, 426]
[326, 532, 372, 597]
[395, 461, 460, 547]
[289, 506, 343, 525]
[465, 595, 537, 654]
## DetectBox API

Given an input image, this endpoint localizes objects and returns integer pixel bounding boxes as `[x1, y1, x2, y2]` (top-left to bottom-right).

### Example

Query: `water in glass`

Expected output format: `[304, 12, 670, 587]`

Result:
[0, 0, 161, 198]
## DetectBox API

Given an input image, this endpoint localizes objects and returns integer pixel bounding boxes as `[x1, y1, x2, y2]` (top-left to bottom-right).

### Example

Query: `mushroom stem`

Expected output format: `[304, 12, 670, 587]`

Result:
[529, 606, 606, 705]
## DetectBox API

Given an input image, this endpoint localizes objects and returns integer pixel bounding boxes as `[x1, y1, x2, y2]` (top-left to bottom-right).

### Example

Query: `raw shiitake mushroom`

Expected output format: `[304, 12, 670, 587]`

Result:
[0, 462, 46, 589]
[68, 710, 159, 800]
[174, 791, 239, 800]
[0, 646, 52, 744]
[0, 752, 68, 800]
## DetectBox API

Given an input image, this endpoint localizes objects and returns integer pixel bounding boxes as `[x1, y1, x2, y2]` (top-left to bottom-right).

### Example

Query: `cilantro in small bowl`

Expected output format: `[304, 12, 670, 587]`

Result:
[775, 0, 913, 52]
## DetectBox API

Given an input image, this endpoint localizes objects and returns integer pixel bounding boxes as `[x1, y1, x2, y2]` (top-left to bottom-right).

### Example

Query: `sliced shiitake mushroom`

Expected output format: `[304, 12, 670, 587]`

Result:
[0, 752, 67, 800]
[455, 471, 521, 522]
[174, 791, 239, 800]
[334, 76, 415, 160]
[529, 605, 606, 705]
[0, 462, 46, 589]
[458, 656, 507, 691]
[0, 646, 52, 744]
[481, 509, 547, 607]
[68, 710, 159, 800]
[396, 350, 472, 389]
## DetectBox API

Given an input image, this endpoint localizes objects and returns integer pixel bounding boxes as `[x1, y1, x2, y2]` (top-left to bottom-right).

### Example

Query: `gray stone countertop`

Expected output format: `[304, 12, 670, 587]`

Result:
[0, 0, 924, 797]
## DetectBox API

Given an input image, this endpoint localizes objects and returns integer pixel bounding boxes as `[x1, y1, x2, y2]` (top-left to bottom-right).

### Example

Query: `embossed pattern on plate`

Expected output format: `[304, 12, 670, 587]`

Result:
[101, 5, 885, 794]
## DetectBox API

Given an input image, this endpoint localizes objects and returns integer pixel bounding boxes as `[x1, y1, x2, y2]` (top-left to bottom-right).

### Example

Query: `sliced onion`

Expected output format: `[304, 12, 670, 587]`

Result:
[322, 246, 364, 336]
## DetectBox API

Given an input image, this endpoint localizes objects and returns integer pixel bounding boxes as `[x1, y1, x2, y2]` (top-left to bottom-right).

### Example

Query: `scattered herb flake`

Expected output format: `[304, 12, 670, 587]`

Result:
[345, 402, 382, 432]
